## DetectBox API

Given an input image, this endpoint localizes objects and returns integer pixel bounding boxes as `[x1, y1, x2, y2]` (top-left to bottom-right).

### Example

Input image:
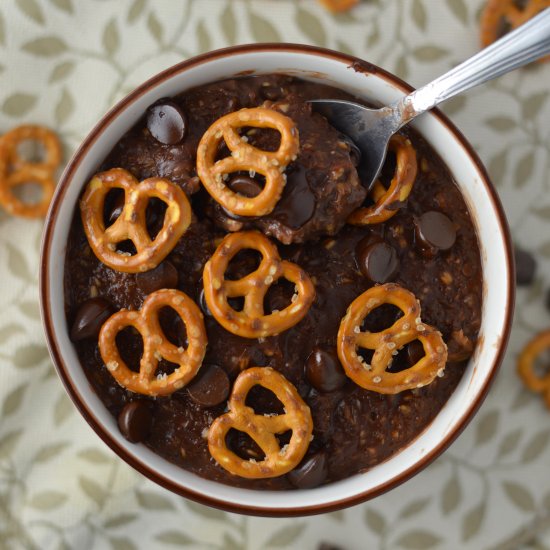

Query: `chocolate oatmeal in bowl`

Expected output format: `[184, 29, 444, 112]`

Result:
[42, 45, 513, 514]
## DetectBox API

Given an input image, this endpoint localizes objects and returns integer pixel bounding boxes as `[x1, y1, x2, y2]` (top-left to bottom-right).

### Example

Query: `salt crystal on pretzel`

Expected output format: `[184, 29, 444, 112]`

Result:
[80, 167, 191, 273]
[196, 107, 299, 217]
[208, 366, 313, 479]
[337, 283, 447, 394]
[99, 289, 207, 396]
[0, 125, 62, 218]
[203, 230, 315, 338]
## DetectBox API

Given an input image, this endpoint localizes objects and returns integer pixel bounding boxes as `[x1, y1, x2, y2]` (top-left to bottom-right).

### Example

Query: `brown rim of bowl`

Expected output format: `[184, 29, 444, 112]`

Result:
[40, 43, 515, 517]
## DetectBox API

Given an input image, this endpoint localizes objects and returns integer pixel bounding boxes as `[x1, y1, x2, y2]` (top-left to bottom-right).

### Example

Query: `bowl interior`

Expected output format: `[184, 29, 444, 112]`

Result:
[42, 46, 512, 514]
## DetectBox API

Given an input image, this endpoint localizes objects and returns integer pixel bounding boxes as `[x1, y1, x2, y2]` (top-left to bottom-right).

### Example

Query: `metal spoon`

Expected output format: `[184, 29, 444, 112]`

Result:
[311, 8, 550, 191]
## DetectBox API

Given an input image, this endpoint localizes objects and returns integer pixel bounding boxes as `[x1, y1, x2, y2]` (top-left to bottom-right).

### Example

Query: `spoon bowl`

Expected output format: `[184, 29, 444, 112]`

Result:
[312, 8, 550, 190]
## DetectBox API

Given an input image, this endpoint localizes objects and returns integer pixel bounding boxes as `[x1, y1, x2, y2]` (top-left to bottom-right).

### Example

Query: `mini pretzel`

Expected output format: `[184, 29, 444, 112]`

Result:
[208, 367, 313, 479]
[318, 0, 359, 12]
[481, 0, 550, 62]
[203, 231, 315, 338]
[99, 289, 207, 396]
[337, 283, 447, 394]
[348, 134, 417, 226]
[196, 107, 299, 217]
[0, 125, 62, 218]
[80, 168, 191, 273]
[517, 329, 550, 408]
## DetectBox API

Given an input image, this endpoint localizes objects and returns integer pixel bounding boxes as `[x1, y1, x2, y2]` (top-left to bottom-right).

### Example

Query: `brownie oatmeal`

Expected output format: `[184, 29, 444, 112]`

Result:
[64, 75, 483, 490]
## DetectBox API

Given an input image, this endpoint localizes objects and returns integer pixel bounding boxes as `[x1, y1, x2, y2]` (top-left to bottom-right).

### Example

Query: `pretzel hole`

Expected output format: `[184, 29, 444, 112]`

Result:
[16, 139, 47, 164]
[215, 140, 232, 162]
[104, 189, 125, 227]
[386, 345, 412, 373]
[145, 198, 167, 240]
[512, 0, 529, 10]
[226, 429, 266, 461]
[226, 171, 265, 198]
[116, 240, 137, 255]
[11, 180, 45, 206]
[244, 127, 281, 152]
[115, 327, 144, 373]
[245, 385, 285, 416]
[357, 348, 374, 366]
[496, 16, 512, 38]
[276, 429, 293, 449]
[264, 279, 295, 314]
[158, 307, 188, 349]
[360, 303, 403, 333]
[227, 296, 245, 312]
[532, 349, 550, 379]
[226, 249, 263, 281]
[379, 149, 397, 187]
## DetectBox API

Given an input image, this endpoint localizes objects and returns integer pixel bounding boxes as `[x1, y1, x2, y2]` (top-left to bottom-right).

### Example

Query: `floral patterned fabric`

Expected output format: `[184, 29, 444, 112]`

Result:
[0, 0, 549, 548]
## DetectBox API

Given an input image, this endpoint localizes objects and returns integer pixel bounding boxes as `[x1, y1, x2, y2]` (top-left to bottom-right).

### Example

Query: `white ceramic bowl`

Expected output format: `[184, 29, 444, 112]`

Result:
[40, 44, 514, 516]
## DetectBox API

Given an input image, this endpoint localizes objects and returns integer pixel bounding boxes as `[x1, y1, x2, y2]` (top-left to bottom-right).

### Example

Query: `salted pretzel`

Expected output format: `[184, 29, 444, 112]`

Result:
[318, 0, 359, 12]
[518, 329, 550, 408]
[80, 168, 191, 273]
[348, 134, 417, 226]
[203, 231, 315, 338]
[196, 107, 299, 217]
[208, 367, 313, 479]
[99, 289, 207, 396]
[0, 125, 62, 218]
[337, 283, 447, 394]
[481, 0, 550, 62]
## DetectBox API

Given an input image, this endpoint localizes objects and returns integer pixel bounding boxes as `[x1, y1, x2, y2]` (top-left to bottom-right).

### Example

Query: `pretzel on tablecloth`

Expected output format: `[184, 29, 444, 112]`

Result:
[480, 0, 550, 62]
[0, 125, 62, 218]
[518, 329, 550, 408]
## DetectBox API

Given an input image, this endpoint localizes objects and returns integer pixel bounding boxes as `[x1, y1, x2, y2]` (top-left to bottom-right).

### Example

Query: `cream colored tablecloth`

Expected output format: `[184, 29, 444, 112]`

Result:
[1, 1, 550, 548]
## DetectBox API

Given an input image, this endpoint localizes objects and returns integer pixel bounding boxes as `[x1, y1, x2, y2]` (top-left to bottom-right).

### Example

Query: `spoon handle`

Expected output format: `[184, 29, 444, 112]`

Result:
[396, 8, 550, 125]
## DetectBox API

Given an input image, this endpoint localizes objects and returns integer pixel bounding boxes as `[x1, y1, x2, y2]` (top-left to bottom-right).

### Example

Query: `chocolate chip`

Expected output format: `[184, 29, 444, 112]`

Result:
[305, 347, 347, 393]
[318, 544, 346, 550]
[227, 175, 262, 198]
[356, 241, 399, 283]
[70, 297, 115, 341]
[146, 100, 187, 145]
[136, 261, 178, 295]
[118, 400, 152, 443]
[515, 247, 537, 286]
[407, 340, 425, 366]
[272, 165, 316, 229]
[198, 287, 213, 317]
[287, 451, 328, 489]
[187, 365, 230, 407]
[546, 288, 550, 312]
[415, 211, 456, 253]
